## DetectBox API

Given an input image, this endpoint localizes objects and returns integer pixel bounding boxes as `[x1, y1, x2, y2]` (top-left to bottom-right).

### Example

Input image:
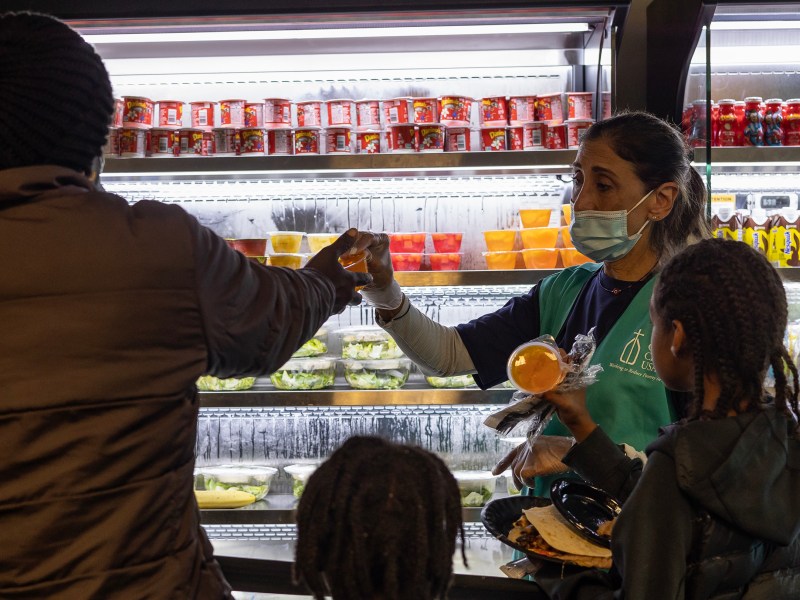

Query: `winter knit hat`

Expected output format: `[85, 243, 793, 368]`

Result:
[0, 13, 114, 173]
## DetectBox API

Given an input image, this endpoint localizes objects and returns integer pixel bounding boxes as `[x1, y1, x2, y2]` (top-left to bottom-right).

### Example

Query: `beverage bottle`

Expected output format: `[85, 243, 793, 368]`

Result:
[690, 99, 707, 147]
[734, 101, 746, 145]
[768, 213, 799, 267]
[711, 102, 720, 146]
[743, 210, 770, 255]
[717, 99, 738, 146]
[785, 99, 800, 146]
[764, 99, 784, 146]
[712, 213, 743, 241]
[743, 96, 765, 146]
[682, 104, 694, 140]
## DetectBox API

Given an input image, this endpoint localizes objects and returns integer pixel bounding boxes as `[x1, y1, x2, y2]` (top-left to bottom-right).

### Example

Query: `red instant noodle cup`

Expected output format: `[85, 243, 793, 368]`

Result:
[508, 96, 536, 125]
[325, 127, 353, 154]
[326, 99, 354, 126]
[190, 101, 216, 129]
[219, 99, 246, 128]
[264, 98, 292, 128]
[387, 124, 418, 153]
[480, 96, 508, 126]
[567, 92, 594, 120]
[239, 128, 267, 155]
[445, 127, 471, 152]
[480, 127, 508, 151]
[213, 128, 239, 156]
[355, 99, 381, 129]
[244, 102, 264, 128]
[113, 98, 124, 128]
[383, 98, 411, 125]
[119, 127, 148, 157]
[535, 93, 564, 123]
[294, 128, 322, 154]
[419, 124, 445, 152]
[157, 100, 184, 128]
[296, 101, 323, 127]
[412, 97, 438, 124]
[267, 129, 293, 155]
[439, 96, 472, 126]
[544, 122, 568, 150]
[104, 128, 120, 157]
[150, 128, 179, 156]
[122, 97, 154, 129]
[356, 130, 381, 154]
[566, 119, 593, 148]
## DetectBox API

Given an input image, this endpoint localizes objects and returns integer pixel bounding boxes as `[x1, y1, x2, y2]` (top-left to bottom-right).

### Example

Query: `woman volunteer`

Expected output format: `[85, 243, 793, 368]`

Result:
[354, 112, 710, 495]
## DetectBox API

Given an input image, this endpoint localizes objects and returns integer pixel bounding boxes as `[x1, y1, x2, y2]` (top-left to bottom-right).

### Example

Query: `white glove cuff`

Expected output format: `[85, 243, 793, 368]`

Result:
[361, 279, 404, 310]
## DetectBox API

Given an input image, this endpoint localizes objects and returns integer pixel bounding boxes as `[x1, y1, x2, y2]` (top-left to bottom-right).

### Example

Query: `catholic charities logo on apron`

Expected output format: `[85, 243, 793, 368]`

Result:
[609, 329, 658, 381]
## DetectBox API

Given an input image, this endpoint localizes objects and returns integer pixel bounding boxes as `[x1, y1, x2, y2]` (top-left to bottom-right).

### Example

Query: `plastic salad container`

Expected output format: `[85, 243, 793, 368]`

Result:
[270, 357, 336, 390]
[452, 470, 497, 507]
[503, 470, 522, 495]
[291, 327, 329, 358]
[425, 374, 477, 388]
[199, 465, 278, 500]
[284, 463, 319, 498]
[339, 327, 404, 360]
[196, 375, 256, 391]
[341, 358, 412, 389]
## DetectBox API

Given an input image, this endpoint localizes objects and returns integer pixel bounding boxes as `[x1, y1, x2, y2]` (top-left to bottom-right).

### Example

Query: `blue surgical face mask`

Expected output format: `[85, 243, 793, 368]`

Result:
[569, 189, 654, 263]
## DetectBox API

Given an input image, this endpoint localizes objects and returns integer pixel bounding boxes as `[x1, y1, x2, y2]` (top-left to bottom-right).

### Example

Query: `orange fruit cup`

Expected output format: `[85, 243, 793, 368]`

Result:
[521, 248, 559, 269]
[391, 253, 423, 271]
[307, 233, 340, 253]
[560, 226, 573, 248]
[519, 209, 552, 228]
[507, 341, 567, 394]
[483, 230, 517, 251]
[562, 204, 573, 226]
[483, 251, 519, 270]
[339, 252, 368, 291]
[559, 248, 593, 267]
[520, 227, 559, 249]
[269, 253, 305, 269]
[269, 231, 304, 253]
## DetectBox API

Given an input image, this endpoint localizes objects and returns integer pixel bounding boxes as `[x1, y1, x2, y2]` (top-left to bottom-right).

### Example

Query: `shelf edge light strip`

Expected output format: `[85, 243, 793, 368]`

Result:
[81, 23, 590, 44]
[710, 21, 800, 31]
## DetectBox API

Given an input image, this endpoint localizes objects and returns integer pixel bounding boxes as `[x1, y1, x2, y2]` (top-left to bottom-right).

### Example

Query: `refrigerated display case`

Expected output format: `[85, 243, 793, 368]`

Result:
[5, 1, 629, 593]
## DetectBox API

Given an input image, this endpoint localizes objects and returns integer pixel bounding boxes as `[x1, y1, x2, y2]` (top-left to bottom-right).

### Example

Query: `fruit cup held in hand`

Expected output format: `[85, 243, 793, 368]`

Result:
[339, 251, 368, 290]
[507, 338, 567, 395]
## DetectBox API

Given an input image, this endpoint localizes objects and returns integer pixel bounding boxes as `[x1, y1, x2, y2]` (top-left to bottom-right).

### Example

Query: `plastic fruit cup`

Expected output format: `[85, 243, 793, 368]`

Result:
[560, 227, 573, 248]
[560, 248, 593, 267]
[429, 253, 462, 271]
[431, 232, 463, 253]
[229, 238, 267, 256]
[248, 256, 269, 265]
[389, 232, 426, 253]
[307, 233, 340, 253]
[519, 209, 552, 228]
[391, 253, 423, 271]
[483, 251, 519, 270]
[483, 230, 517, 252]
[507, 339, 567, 394]
[521, 248, 559, 269]
[339, 252, 368, 290]
[520, 227, 559, 249]
[269, 253, 304, 269]
[269, 231, 304, 253]
[562, 204, 573, 225]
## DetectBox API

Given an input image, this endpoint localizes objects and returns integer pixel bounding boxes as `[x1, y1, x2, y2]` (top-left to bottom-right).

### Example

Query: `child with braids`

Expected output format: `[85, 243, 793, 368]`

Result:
[293, 436, 467, 600]
[534, 238, 800, 599]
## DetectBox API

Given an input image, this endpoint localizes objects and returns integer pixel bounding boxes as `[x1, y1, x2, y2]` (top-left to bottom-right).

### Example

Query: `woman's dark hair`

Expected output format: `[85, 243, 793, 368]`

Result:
[582, 111, 711, 264]
[653, 238, 799, 427]
[294, 436, 466, 600]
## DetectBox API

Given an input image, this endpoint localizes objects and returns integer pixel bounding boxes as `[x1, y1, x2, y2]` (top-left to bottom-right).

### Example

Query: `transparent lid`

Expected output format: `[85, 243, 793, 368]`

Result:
[338, 326, 393, 343]
[340, 357, 412, 370]
[451, 470, 497, 482]
[284, 464, 319, 481]
[278, 357, 336, 371]
[200, 465, 278, 483]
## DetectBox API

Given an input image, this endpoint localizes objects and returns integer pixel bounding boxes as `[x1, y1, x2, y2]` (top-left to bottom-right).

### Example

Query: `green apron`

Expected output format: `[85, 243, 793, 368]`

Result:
[525, 263, 674, 499]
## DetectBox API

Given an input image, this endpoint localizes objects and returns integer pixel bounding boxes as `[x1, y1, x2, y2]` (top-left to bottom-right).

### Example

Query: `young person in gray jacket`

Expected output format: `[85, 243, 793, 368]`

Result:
[0, 12, 370, 599]
[534, 238, 800, 599]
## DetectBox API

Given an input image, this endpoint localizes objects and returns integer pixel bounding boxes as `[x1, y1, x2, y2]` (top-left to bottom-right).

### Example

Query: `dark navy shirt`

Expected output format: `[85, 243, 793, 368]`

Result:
[455, 268, 649, 390]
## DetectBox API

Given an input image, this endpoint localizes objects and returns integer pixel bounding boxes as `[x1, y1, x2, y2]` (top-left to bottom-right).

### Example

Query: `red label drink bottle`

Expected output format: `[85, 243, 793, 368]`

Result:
[743, 96, 764, 146]
[717, 99, 738, 146]
[764, 98, 784, 146]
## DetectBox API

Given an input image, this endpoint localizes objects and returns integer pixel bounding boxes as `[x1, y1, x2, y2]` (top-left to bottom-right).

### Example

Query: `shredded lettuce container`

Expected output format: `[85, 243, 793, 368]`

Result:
[270, 357, 336, 390]
[283, 463, 319, 498]
[425, 374, 477, 388]
[341, 358, 412, 389]
[452, 470, 497, 507]
[196, 375, 256, 391]
[338, 327, 404, 360]
[197, 465, 278, 500]
[291, 327, 329, 358]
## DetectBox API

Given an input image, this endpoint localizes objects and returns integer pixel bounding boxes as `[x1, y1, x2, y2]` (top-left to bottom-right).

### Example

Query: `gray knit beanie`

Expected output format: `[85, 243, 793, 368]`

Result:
[0, 13, 114, 173]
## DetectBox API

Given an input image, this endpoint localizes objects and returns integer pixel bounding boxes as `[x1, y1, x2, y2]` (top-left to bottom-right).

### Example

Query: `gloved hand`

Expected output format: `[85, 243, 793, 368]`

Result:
[350, 231, 404, 310]
[492, 435, 574, 491]
[303, 229, 373, 314]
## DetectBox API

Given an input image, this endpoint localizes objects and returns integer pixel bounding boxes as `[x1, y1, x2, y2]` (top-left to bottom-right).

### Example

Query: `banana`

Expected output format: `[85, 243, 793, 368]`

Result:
[195, 489, 256, 509]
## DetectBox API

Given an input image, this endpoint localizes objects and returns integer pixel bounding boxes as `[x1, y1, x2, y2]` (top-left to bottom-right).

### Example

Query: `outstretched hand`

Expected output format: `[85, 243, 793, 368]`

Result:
[492, 435, 574, 491]
[304, 229, 373, 314]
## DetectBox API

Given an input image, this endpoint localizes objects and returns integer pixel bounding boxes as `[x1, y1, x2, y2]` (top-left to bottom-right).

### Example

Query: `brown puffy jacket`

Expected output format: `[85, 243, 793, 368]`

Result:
[0, 166, 335, 599]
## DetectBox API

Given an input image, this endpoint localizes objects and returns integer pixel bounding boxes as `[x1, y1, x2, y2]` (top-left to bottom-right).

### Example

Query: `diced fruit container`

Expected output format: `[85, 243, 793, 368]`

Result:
[429, 253, 461, 271]
[452, 470, 498, 507]
[483, 251, 519, 270]
[560, 226, 573, 248]
[284, 463, 319, 498]
[198, 465, 278, 500]
[431, 232, 463, 253]
[270, 357, 336, 390]
[560, 248, 593, 267]
[520, 227, 559, 249]
[341, 358, 412, 389]
[521, 248, 559, 269]
[425, 374, 477, 388]
[519, 208, 552, 228]
[269, 231, 305, 253]
[389, 232, 426, 253]
[196, 375, 256, 391]
[291, 327, 329, 358]
[391, 252, 423, 271]
[248, 256, 269, 265]
[502, 469, 522, 495]
[307, 233, 340, 253]
[227, 238, 267, 256]
[483, 230, 517, 251]
[339, 327, 404, 360]
[269, 253, 305, 269]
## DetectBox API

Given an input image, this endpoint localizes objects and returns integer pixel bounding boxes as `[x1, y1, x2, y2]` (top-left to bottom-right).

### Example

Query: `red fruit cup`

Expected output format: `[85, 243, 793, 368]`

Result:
[244, 102, 264, 127]
[213, 128, 239, 156]
[429, 253, 462, 271]
[239, 128, 267, 154]
[325, 127, 353, 154]
[567, 92, 594, 120]
[391, 253, 423, 272]
[264, 98, 292, 128]
[431, 232, 463, 253]
[387, 124, 418, 153]
[389, 232, 426, 253]
[445, 127, 471, 151]
[267, 129, 293, 155]
[178, 128, 203, 156]
[150, 128, 179, 156]
[439, 96, 472, 126]
[219, 99, 246, 128]
[355, 99, 381, 129]
[544, 122, 568, 150]
[566, 119, 593, 148]
[356, 130, 382, 154]
[326, 99, 354, 126]
[419, 124, 445, 152]
[296, 101, 322, 127]
[156, 100, 184, 128]
[383, 98, 411, 125]
[122, 97, 154, 129]
[294, 128, 322, 154]
[535, 93, 564, 123]
[119, 128, 148, 157]
[229, 238, 267, 256]
[412, 97, 438, 124]
[190, 101, 216, 129]
[481, 127, 508, 151]
[508, 96, 536, 125]
[480, 96, 509, 126]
